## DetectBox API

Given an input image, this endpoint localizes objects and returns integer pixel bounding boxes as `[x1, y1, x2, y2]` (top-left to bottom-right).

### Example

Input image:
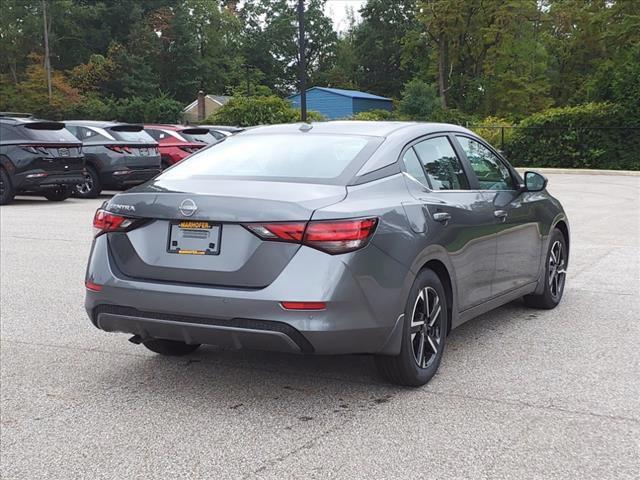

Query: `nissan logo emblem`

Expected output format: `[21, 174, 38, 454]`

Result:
[179, 199, 198, 217]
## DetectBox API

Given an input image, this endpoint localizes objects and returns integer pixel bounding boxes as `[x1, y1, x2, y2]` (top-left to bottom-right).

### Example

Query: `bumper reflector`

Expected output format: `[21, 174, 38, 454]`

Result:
[85, 281, 103, 292]
[280, 301, 326, 311]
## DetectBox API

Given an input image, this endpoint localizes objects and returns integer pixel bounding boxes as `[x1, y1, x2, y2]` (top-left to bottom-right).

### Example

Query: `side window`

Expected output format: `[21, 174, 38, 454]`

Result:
[80, 127, 109, 142]
[146, 129, 166, 141]
[402, 148, 429, 186]
[413, 136, 470, 190]
[65, 125, 79, 138]
[456, 136, 514, 190]
[210, 130, 225, 140]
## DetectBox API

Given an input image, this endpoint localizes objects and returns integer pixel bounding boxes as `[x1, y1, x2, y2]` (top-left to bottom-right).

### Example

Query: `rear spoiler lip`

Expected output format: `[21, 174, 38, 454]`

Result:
[108, 124, 145, 132]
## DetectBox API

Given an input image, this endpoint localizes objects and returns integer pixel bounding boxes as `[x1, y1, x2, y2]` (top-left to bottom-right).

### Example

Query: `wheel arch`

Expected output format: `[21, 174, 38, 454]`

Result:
[420, 259, 455, 335]
[554, 219, 570, 259]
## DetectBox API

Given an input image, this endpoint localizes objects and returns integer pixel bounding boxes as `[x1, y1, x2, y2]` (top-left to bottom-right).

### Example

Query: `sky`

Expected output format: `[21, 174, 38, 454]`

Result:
[324, 0, 366, 32]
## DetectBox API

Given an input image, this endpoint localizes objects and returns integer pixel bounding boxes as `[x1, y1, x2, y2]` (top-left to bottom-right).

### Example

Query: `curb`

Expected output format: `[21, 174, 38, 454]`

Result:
[515, 167, 639, 177]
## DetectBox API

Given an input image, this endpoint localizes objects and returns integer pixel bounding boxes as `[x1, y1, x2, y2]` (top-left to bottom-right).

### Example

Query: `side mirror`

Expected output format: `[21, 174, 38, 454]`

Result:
[524, 171, 548, 192]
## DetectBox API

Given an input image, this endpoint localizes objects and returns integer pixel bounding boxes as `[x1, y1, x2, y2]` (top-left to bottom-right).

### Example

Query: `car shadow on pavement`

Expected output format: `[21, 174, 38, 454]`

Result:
[92, 299, 533, 406]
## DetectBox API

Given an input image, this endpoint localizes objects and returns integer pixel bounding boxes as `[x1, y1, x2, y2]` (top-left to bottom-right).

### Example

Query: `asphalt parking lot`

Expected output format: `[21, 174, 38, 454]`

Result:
[1, 173, 638, 479]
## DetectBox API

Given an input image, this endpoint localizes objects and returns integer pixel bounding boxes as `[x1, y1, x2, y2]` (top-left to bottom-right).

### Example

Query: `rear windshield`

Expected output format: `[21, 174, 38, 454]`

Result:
[21, 124, 79, 143]
[109, 129, 155, 143]
[160, 133, 376, 183]
[180, 131, 217, 144]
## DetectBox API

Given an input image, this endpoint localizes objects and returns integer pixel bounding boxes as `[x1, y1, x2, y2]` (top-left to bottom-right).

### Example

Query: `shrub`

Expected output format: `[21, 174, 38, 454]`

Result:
[352, 109, 394, 121]
[207, 96, 297, 126]
[472, 117, 515, 149]
[503, 103, 639, 170]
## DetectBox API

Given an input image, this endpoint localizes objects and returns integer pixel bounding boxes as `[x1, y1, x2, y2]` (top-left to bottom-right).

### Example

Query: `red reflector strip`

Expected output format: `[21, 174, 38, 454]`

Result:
[281, 301, 326, 311]
[85, 281, 102, 292]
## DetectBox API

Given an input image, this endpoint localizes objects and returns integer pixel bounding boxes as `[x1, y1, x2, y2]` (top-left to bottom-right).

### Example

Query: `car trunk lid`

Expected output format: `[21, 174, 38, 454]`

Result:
[105, 180, 346, 288]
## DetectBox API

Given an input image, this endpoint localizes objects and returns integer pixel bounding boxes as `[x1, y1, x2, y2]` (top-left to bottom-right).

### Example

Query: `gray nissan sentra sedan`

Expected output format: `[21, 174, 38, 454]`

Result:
[85, 121, 569, 386]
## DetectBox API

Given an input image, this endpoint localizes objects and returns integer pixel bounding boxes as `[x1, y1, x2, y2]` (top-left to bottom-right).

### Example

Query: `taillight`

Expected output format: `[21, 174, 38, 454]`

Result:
[106, 145, 132, 154]
[304, 218, 378, 254]
[21, 145, 50, 154]
[243, 217, 378, 254]
[244, 223, 306, 242]
[93, 209, 136, 237]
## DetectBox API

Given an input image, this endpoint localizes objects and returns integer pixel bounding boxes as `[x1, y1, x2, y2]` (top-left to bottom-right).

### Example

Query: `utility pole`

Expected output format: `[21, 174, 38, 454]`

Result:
[297, 0, 307, 122]
[42, 0, 52, 100]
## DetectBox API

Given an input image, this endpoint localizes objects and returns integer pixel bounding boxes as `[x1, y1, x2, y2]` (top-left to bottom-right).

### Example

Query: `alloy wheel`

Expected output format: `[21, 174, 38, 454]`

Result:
[548, 240, 566, 300]
[410, 286, 443, 368]
[77, 172, 93, 195]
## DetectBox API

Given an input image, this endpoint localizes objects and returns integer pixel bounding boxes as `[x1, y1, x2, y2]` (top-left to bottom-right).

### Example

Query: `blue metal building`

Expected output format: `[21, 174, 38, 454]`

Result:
[287, 87, 393, 120]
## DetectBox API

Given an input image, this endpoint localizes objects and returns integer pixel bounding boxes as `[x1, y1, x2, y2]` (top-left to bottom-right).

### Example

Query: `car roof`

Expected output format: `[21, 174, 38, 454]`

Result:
[240, 121, 474, 138]
[144, 124, 183, 131]
[198, 125, 244, 132]
[64, 120, 142, 128]
[0, 116, 49, 125]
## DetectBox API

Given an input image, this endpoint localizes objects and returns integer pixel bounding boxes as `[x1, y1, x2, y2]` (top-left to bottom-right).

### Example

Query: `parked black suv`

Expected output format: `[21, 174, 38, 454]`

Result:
[64, 121, 161, 198]
[0, 114, 85, 205]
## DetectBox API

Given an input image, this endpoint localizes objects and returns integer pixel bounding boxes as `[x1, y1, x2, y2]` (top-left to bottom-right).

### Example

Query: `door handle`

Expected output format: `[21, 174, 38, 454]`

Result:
[433, 212, 451, 224]
[494, 210, 508, 220]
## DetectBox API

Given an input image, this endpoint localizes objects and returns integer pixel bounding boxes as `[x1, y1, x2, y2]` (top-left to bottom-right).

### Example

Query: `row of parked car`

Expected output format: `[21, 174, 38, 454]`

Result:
[0, 113, 242, 205]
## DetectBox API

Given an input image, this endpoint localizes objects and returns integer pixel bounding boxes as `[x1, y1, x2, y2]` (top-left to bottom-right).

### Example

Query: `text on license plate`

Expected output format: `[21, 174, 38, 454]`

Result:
[168, 221, 221, 255]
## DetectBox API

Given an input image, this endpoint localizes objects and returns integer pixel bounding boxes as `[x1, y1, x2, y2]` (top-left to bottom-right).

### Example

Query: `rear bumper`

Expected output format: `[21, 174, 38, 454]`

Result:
[15, 171, 85, 191]
[85, 235, 409, 355]
[101, 168, 161, 188]
[91, 305, 313, 353]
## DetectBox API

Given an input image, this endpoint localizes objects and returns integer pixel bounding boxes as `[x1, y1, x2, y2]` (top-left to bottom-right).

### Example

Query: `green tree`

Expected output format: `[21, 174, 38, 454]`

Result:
[354, 0, 425, 98]
[397, 79, 439, 120]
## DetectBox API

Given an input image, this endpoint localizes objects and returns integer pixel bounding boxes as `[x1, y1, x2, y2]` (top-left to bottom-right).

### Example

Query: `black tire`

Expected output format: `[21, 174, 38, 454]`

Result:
[43, 186, 72, 202]
[75, 165, 102, 198]
[0, 168, 15, 205]
[161, 159, 170, 170]
[524, 228, 567, 309]
[142, 339, 201, 356]
[375, 269, 448, 387]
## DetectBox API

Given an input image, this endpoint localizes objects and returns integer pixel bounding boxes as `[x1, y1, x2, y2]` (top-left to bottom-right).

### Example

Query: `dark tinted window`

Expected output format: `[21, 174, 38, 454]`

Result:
[209, 130, 226, 140]
[414, 136, 470, 190]
[456, 136, 514, 190]
[161, 134, 372, 181]
[402, 148, 429, 186]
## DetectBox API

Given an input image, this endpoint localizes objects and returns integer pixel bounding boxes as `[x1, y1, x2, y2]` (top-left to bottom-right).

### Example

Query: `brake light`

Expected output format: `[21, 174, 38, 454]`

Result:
[304, 218, 378, 254]
[243, 217, 378, 254]
[93, 209, 136, 236]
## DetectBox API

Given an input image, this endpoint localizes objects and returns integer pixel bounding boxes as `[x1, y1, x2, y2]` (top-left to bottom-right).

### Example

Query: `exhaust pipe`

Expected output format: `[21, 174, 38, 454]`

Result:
[128, 334, 143, 345]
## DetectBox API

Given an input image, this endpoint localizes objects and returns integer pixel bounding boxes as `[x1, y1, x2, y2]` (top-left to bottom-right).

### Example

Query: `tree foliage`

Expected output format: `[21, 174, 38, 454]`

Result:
[0, 0, 638, 155]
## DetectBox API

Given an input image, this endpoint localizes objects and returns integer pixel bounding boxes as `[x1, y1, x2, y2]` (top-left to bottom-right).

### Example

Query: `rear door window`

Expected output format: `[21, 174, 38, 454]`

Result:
[413, 136, 470, 190]
[456, 136, 514, 190]
[402, 148, 429, 186]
